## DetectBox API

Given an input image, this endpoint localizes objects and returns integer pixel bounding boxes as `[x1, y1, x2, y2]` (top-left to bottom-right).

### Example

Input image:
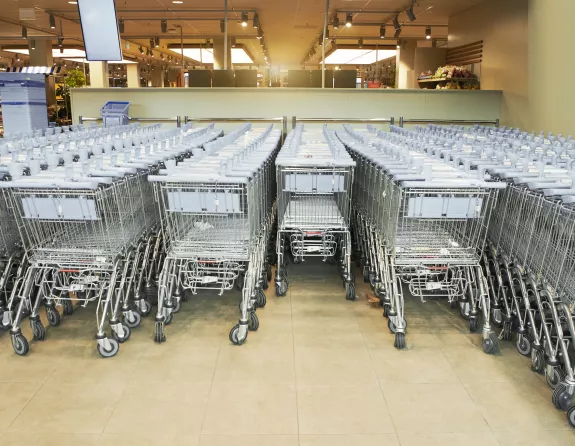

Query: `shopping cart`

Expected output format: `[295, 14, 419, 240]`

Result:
[274, 125, 356, 300]
[149, 124, 281, 345]
[338, 124, 504, 352]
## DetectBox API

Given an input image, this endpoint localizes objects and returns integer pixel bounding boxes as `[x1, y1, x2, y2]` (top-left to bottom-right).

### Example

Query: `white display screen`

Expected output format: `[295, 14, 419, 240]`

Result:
[78, 0, 122, 61]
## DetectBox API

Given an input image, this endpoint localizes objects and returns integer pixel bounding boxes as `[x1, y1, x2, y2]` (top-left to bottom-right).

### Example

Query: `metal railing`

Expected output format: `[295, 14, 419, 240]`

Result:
[78, 116, 182, 127]
[398, 117, 500, 128]
[184, 116, 288, 142]
[292, 117, 394, 129]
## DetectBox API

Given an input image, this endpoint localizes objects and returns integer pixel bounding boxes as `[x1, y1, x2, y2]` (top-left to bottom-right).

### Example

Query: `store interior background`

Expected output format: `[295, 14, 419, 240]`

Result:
[0, 0, 571, 136]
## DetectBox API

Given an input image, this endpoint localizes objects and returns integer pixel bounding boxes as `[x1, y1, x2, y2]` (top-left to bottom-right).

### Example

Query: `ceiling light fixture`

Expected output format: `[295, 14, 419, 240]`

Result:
[16, 54, 20, 61]
[358, 38, 363, 48]
[394, 28, 402, 38]
[58, 36, 64, 48]
[118, 19, 124, 33]
[49, 14, 56, 29]
[150, 38, 154, 48]
[138, 46, 144, 54]
[231, 37, 236, 47]
[407, 7, 416, 22]
[241, 12, 248, 27]
[380, 25, 386, 39]
[260, 37, 265, 47]
[426, 26, 431, 39]
[68, 1, 78, 4]
[253, 13, 259, 29]
[161, 20, 167, 33]
[345, 13, 352, 27]
[220, 19, 225, 33]
[393, 16, 401, 31]
[21, 27, 27, 39]
[396, 40, 401, 49]
[257, 27, 263, 39]
[172, 1, 184, 3]
[333, 15, 339, 29]
[31, 40, 36, 50]
[154, 37, 160, 47]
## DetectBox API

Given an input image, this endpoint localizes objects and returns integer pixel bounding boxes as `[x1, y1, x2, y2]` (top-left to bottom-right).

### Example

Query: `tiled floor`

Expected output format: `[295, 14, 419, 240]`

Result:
[0, 260, 574, 445]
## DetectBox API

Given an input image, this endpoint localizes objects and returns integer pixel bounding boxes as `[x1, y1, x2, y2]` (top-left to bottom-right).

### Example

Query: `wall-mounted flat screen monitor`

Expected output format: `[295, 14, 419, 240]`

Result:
[78, 0, 122, 61]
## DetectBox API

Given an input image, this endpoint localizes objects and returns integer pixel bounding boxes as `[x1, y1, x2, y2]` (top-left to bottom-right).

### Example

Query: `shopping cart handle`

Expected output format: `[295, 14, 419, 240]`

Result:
[0, 180, 99, 189]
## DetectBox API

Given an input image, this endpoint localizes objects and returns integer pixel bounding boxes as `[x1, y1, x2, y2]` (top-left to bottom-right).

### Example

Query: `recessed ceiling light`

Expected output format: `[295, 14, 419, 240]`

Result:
[68, 1, 78, 4]
[172, 1, 184, 3]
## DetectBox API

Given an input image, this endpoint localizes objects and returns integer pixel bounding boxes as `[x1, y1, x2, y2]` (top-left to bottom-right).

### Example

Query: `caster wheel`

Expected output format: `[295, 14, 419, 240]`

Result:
[516, 334, 531, 356]
[492, 308, 503, 327]
[235, 273, 245, 290]
[154, 322, 166, 343]
[345, 282, 356, 301]
[383, 305, 390, 318]
[394, 332, 406, 349]
[501, 320, 513, 341]
[450, 299, 458, 308]
[460, 301, 470, 319]
[172, 298, 182, 314]
[363, 268, 370, 283]
[469, 317, 478, 333]
[145, 285, 159, 306]
[482, 332, 499, 355]
[546, 367, 566, 390]
[62, 299, 74, 315]
[568, 406, 575, 428]
[46, 307, 61, 327]
[275, 281, 288, 297]
[531, 349, 545, 374]
[12, 333, 29, 356]
[111, 324, 131, 343]
[229, 324, 247, 345]
[138, 299, 152, 317]
[256, 289, 267, 308]
[97, 338, 120, 358]
[31, 320, 46, 340]
[164, 311, 174, 325]
[266, 264, 272, 282]
[248, 312, 259, 331]
[552, 383, 573, 411]
[123, 310, 141, 328]
[388, 318, 397, 334]
[262, 277, 269, 290]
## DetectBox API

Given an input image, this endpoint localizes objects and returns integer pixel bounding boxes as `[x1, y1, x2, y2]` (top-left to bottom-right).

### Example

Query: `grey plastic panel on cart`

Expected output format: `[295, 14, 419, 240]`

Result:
[22, 196, 99, 220]
[407, 196, 484, 219]
[167, 190, 243, 214]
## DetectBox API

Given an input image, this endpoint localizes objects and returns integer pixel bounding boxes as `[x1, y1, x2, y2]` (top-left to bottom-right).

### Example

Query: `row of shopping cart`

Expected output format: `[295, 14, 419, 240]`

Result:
[391, 123, 575, 427]
[149, 124, 282, 345]
[0, 122, 224, 357]
[274, 125, 356, 300]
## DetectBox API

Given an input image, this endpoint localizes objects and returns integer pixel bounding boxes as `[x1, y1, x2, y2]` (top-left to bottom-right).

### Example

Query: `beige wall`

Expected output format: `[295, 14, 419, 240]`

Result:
[71, 88, 502, 130]
[449, 0, 528, 130]
[529, 0, 575, 136]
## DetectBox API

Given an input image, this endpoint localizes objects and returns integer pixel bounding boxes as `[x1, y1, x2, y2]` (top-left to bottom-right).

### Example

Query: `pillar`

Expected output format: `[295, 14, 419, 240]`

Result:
[529, 0, 575, 135]
[126, 63, 140, 88]
[89, 62, 108, 88]
[28, 39, 56, 106]
[151, 66, 164, 87]
[213, 36, 232, 70]
[396, 40, 417, 89]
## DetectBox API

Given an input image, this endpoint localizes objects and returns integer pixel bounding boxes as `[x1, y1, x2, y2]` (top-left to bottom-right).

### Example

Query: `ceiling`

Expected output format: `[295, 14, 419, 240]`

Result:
[0, 0, 486, 69]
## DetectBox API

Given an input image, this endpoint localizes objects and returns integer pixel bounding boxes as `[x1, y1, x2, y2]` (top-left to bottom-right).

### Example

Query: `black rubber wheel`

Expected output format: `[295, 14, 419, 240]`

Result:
[248, 312, 259, 331]
[145, 285, 159, 306]
[266, 264, 272, 282]
[172, 298, 181, 313]
[62, 299, 74, 315]
[388, 318, 397, 334]
[97, 338, 120, 358]
[552, 383, 573, 411]
[501, 320, 513, 341]
[482, 332, 499, 355]
[546, 367, 566, 390]
[46, 307, 61, 327]
[394, 332, 406, 349]
[516, 334, 531, 356]
[567, 406, 575, 428]
[154, 322, 166, 343]
[31, 320, 46, 340]
[123, 310, 142, 328]
[111, 324, 131, 343]
[275, 281, 287, 297]
[12, 333, 29, 356]
[345, 282, 356, 301]
[531, 348, 545, 374]
[138, 299, 152, 317]
[383, 305, 390, 318]
[257, 289, 267, 308]
[262, 276, 269, 290]
[491, 307, 503, 327]
[229, 324, 247, 345]
[235, 273, 245, 290]
[164, 311, 173, 325]
[469, 317, 478, 333]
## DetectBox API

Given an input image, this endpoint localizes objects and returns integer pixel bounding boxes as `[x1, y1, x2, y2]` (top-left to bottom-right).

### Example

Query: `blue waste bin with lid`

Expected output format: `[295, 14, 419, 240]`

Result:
[100, 101, 130, 127]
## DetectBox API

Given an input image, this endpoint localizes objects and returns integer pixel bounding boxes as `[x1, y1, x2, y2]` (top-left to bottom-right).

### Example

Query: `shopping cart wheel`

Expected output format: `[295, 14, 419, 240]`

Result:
[136, 299, 152, 317]
[469, 317, 478, 333]
[97, 338, 119, 358]
[388, 319, 407, 334]
[552, 383, 573, 411]
[123, 310, 142, 329]
[460, 301, 471, 319]
[383, 305, 390, 318]
[345, 282, 356, 301]
[546, 366, 566, 390]
[262, 276, 269, 291]
[46, 307, 61, 327]
[482, 332, 499, 355]
[248, 312, 259, 331]
[275, 281, 288, 297]
[235, 273, 246, 290]
[111, 324, 131, 343]
[172, 298, 182, 314]
[515, 334, 531, 356]
[501, 320, 513, 341]
[229, 324, 247, 345]
[62, 299, 74, 316]
[266, 264, 273, 282]
[531, 348, 545, 374]
[394, 332, 406, 350]
[145, 285, 159, 306]
[256, 289, 267, 308]
[491, 307, 503, 327]
[30, 319, 46, 340]
[11, 333, 29, 356]
[164, 311, 174, 325]
[567, 406, 575, 428]
[450, 299, 458, 309]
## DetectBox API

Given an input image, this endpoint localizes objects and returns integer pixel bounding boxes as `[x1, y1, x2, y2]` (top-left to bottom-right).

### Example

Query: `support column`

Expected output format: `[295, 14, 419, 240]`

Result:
[28, 39, 56, 106]
[89, 62, 109, 88]
[213, 36, 232, 70]
[126, 63, 140, 88]
[151, 66, 164, 87]
[529, 0, 575, 134]
[396, 40, 417, 89]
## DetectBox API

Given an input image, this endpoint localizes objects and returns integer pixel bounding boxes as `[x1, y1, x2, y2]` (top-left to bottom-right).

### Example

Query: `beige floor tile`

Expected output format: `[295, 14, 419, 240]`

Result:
[104, 382, 211, 435]
[0, 382, 42, 434]
[294, 328, 366, 349]
[32, 377, 127, 402]
[382, 382, 490, 434]
[0, 353, 59, 384]
[299, 434, 400, 445]
[493, 429, 575, 445]
[442, 345, 538, 384]
[202, 382, 298, 435]
[99, 433, 200, 445]
[49, 355, 139, 388]
[398, 432, 501, 446]
[295, 346, 378, 385]
[465, 381, 570, 431]
[297, 385, 395, 434]
[213, 342, 295, 384]
[199, 434, 298, 446]
[369, 346, 459, 384]
[0, 433, 100, 446]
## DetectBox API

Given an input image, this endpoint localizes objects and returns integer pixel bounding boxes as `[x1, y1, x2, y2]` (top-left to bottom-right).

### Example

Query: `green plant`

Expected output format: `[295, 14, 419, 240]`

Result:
[57, 68, 86, 121]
